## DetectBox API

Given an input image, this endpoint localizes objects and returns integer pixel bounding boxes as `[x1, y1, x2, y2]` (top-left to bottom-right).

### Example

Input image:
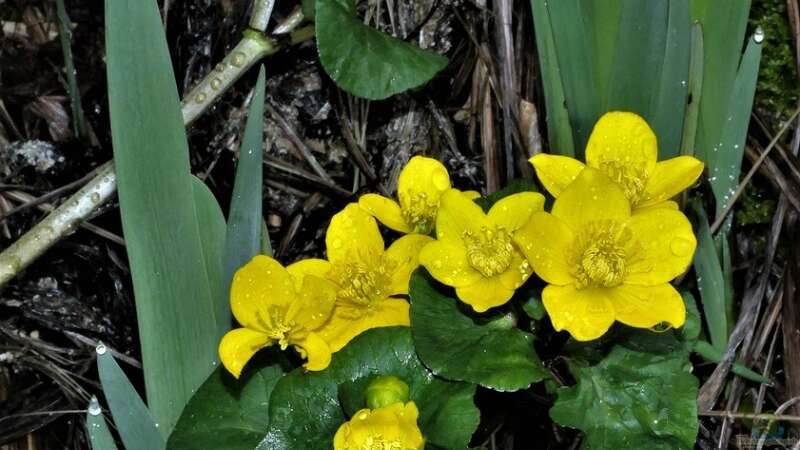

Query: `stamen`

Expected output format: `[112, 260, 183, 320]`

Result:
[463, 226, 514, 277]
[598, 160, 648, 205]
[570, 221, 631, 289]
[330, 261, 394, 313]
[399, 191, 438, 234]
[360, 434, 403, 450]
[256, 306, 297, 349]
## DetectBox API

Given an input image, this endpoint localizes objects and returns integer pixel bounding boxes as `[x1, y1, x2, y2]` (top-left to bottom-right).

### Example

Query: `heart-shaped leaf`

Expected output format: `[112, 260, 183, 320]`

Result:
[259, 327, 479, 450]
[410, 271, 548, 391]
[550, 345, 698, 449]
[315, 0, 448, 100]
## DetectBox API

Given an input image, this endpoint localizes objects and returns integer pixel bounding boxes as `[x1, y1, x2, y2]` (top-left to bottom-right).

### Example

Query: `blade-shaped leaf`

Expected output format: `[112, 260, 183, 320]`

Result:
[691, 200, 727, 351]
[316, 0, 448, 100]
[223, 67, 266, 321]
[97, 348, 165, 450]
[530, 0, 576, 157]
[86, 397, 119, 450]
[680, 23, 704, 156]
[550, 345, 698, 450]
[259, 327, 480, 450]
[167, 354, 287, 450]
[191, 177, 227, 337]
[106, 0, 220, 432]
[410, 271, 548, 391]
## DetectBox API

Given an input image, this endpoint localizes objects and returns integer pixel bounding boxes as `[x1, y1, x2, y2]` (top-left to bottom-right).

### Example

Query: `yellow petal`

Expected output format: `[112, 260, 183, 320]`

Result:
[551, 167, 630, 231]
[218, 328, 272, 378]
[398, 156, 451, 202]
[585, 111, 658, 177]
[326, 203, 385, 265]
[419, 239, 483, 288]
[321, 298, 410, 352]
[230, 255, 295, 331]
[286, 258, 332, 290]
[384, 233, 434, 295]
[514, 212, 575, 285]
[529, 154, 586, 197]
[456, 276, 515, 312]
[624, 208, 696, 285]
[359, 194, 413, 233]
[488, 191, 545, 231]
[542, 284, 615, 341]
[462, 190, 482, 200]
[497, 249, 534, 290]
[435, 189, 488, 241]
[638, 156, 704, 207]
[287, 275, 337, 330]
[635, 200, 679, 212]
[298, 332, 332, 371]
[608, 283, 686, 329]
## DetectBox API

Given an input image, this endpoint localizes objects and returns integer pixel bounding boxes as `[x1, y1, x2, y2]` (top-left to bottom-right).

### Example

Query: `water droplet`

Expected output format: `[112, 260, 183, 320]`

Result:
[754, 27, 765, 43]
[669, 238, 693, 257]
[90, 192, 101, 204]
[210, 78, 223, 90]
[95, 343, 107, 355]
[231, 52, 247, 67]
[88, 396, 102, 416]
[214, 63, 226, 73]
[331, 239, 343, 249]
[195, 93, 207, 104]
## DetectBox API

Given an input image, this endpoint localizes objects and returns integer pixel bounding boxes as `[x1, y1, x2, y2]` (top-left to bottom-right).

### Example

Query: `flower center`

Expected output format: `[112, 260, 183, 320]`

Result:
[570, 221, 630, 289]
[359, 435, 403, 450]
[330, 262, 394, 313]
[400, 191, 438, 234]
[257, 306, 297, 349]
[463, 226, 514, 277]
[598, 160, 648, 205]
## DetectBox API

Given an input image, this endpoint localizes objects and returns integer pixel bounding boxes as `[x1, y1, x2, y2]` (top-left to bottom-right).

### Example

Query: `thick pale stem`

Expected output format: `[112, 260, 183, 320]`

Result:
[0, 28, 284, 288]
[249, 0, 276, 32]
[0, 162, 115, 286]
[181, 31, 277, 126]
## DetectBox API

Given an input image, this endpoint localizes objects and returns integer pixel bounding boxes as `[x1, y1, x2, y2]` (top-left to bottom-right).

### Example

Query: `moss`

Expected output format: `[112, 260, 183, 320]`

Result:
[749, 0, 799, 120]
[735, 184, 776, 226]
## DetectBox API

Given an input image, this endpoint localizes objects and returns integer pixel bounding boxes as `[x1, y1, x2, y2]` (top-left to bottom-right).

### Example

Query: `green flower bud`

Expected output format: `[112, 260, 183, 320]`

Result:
[365, 375, 410, 409]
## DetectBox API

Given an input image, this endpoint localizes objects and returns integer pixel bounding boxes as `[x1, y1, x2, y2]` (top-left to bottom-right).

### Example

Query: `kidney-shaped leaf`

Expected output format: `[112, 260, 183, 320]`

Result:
[258, 327, 479, 450]
[410, 271, 548, 391]
[316, 0, 448, 100]
[550, 345, 698, 450]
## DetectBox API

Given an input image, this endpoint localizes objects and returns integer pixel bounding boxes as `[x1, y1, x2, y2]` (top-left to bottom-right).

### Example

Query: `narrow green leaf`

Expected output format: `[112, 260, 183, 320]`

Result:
[54, 0, 88, 140]
[97, 348, 165, 450]
[86, 397, 119, 450]
[316, 0, 448, 100]
[708, 32, 762, 217]
[530, 0, 576, 157]
[551, 345, 698, 449]
[106, 0, 220, 432]
[691, 0, 752, 163]
[692, 340, 771, 384]
[191, 177, 227, 337]
[680, 22, 704, 156]
[584, 0, 623, 109]
[545, 0, 599, 155]
[721, 235, 735, 336]
[260, 328, 480, 450]
[167, 355, 287, 450]
[691, 200, 727, 351]
[680, 291, 702, 342]
[410, 271, 548, 391]
[260, 219, 273, 257]
[649, 0, 691, 158]
[224, 67, 266, 317]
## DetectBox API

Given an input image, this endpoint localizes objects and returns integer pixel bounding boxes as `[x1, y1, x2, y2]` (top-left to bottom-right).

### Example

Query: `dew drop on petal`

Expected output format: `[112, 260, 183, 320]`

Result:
[669, 238, 693, 257]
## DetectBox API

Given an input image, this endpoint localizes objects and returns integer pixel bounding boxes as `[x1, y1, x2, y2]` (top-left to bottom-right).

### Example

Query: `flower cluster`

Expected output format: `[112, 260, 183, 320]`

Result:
[219, 110, 703, 380]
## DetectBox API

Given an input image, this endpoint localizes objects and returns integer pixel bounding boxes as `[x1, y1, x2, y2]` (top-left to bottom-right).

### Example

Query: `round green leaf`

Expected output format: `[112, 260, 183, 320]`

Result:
[410, 271, 548, 391]
[259, 327, 479, 450]
[315, 0, 448, 100]
[167, 356, 287, 450]
[550, 345, 698, 449]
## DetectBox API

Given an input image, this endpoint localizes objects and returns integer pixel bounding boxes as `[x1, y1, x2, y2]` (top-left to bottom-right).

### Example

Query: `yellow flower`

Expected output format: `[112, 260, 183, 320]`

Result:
[333, 402, 425, 450]
[419, 189, 545, 312]
[218, 255, 337, 378]
[288, 204, 432, 352]
[530, 111, 704, 210]
[514, 168, 696, 341]
[360, 156, 464, 235]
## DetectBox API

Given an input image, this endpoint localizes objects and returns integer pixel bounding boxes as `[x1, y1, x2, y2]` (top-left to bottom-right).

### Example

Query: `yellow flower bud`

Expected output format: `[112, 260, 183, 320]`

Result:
[333, 402, 425, 450]
[365, 375, 410, 409]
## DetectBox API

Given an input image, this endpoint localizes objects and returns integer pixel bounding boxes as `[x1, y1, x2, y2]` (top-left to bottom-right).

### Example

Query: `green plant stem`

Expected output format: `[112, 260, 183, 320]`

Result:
[0, 14, 307, 289]
[249, 0, 275, 32]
